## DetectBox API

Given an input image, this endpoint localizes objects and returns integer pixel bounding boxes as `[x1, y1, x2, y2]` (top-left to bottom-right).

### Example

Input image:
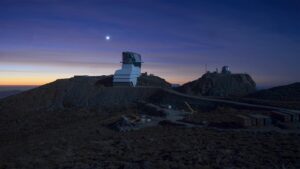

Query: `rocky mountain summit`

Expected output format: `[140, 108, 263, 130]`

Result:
[0, 74, 172, 114]
[177, 71, 256, 97]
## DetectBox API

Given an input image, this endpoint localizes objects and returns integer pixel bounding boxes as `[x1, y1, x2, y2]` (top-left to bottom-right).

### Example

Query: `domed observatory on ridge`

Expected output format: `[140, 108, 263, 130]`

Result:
[113, 52, 142, 86]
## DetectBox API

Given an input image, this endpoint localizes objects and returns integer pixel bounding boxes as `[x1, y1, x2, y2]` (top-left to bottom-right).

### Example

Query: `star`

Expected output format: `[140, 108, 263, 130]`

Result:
[105, 35, 110, 40]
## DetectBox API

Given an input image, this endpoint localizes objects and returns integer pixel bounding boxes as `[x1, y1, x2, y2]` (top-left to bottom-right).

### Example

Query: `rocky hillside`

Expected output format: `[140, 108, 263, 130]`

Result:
[177, 72, 256, 97]
[1, 76, 300, 169]
[0, 76, 164, 114]
[247, 82, 300, 101]
[0, 75, 189, 118]
[137, 73, 172, 88]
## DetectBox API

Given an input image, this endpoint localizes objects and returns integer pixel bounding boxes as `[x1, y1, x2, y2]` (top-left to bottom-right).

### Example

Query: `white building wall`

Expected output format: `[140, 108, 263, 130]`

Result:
[113, 64, 141, 86]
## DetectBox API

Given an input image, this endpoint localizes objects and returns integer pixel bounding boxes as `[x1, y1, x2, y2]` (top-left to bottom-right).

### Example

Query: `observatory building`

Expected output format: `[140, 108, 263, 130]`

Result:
[113, 52, 142, 86]
[221, 66, 231, 74]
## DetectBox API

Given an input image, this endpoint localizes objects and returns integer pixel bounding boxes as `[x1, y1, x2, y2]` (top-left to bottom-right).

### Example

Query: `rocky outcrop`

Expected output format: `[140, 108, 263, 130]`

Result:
[177, 72, 256, 97]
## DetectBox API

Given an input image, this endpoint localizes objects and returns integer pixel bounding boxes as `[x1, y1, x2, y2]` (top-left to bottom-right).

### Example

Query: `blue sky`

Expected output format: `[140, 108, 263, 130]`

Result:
[0, 0, 299, 87]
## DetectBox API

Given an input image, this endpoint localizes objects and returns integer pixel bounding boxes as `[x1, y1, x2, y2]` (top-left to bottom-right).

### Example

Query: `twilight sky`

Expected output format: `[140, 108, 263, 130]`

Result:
[0, 0, 299, 87]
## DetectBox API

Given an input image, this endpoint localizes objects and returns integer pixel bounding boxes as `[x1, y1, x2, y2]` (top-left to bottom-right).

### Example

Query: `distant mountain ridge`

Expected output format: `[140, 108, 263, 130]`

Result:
[247, 82, 300, 101]
[0, 90, 21, 99]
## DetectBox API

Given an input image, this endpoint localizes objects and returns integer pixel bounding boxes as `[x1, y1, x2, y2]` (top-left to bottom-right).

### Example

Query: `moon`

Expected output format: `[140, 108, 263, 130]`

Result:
[105, 35, 110, 40]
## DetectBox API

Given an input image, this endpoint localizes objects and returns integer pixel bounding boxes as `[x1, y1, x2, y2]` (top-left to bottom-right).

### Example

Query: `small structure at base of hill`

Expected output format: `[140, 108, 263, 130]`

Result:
[235, 114, 272, 127]
[113, 52, 142, 87]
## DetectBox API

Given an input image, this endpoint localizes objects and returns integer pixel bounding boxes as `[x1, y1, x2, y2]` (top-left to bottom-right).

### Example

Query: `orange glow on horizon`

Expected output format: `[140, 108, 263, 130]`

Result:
[0, 71, 75, 86]
[0, 60, 204, 86]
[0, 77, 58, 86]
[0, 75, 192, 86]
[0, 73, 281, 87]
